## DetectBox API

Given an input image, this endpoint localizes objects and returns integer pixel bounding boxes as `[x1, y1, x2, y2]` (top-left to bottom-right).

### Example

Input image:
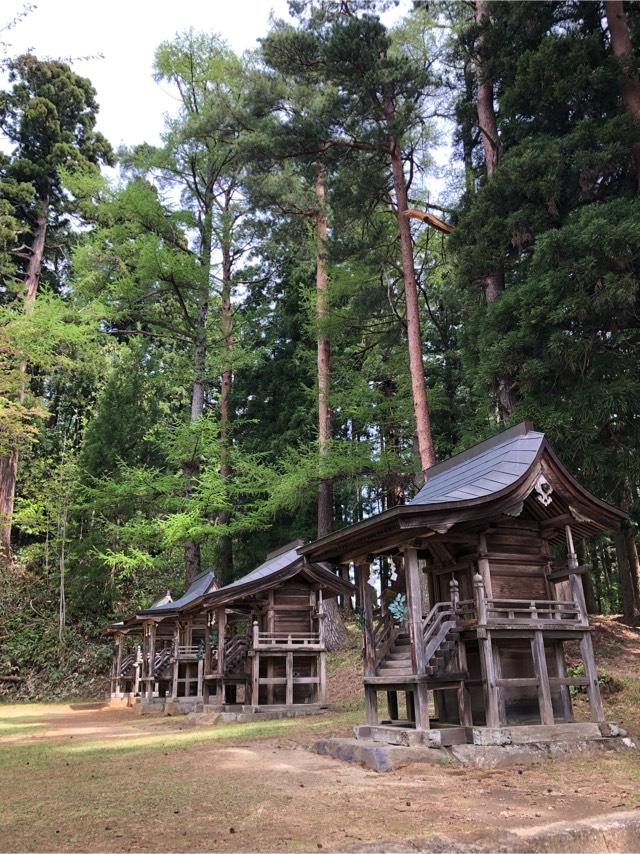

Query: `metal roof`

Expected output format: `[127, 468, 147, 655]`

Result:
[214, 544, 302, 595]
[141, 569, 216, 614]
[409, 423, 545, 506]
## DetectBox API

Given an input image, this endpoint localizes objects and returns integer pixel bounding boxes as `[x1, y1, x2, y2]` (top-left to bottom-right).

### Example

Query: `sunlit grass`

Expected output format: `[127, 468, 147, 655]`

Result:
[0, 706, 360, 773]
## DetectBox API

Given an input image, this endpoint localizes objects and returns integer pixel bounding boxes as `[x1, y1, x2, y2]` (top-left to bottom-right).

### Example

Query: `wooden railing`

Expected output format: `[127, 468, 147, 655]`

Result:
[373, 611, 398, 668]
[485, 598, 582, 623]
[175, 644, 200, 659]
[455, 599, 476, 625]
[253, 630, 321, 648]
[422, 601, 457, 664]
[223, 635, 249, 672]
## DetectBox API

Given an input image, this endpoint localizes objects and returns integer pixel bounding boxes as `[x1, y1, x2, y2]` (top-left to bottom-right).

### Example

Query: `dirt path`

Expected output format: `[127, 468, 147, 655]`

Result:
[1, 703, 640, 852]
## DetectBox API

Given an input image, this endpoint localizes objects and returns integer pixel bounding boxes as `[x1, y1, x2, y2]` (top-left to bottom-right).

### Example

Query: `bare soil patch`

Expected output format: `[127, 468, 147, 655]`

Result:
[1, 701, 640, 852]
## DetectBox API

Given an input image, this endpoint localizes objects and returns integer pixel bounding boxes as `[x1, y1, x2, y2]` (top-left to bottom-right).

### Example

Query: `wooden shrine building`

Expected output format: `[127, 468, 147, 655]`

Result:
[107, 540, 352, 712]
[301, 422, 627, 737]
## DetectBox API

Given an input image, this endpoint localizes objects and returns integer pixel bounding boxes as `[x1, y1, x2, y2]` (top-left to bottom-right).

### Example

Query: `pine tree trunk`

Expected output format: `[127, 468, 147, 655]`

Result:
[184, 305, 207, 584]
[383, 109, 436, 477]
[315, 166, 334, 536]
[217, 191, 234, 585]
[0, 205, 48, 558]
[183, 205, 213, 585]
[314, 165, 347, 650]
[473, 0, 516, 418]
[462, 62, 476, 195]
[614, 529, 637, 623]
[605, 0, 640, 190]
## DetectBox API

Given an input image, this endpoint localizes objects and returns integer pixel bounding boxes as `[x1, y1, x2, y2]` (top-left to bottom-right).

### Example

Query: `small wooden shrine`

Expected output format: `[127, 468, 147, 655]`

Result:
[301, 422, 627, 741]
[106, 540, 352, 712]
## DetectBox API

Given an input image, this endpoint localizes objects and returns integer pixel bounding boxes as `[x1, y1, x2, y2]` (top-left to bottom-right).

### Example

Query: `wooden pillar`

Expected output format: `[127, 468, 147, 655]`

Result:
[116, 634, 124, 696]
[364, 686, 378, 725]
[356, 562, 376, 676]
[474, 572, 499, 727]
[317, 591, 327, 705]
[147, 622, 156, 701]
[134, 645, 142, 696]
[216, 607, 226, 705]
[405, 691, 415, 723]
[403, 547, 430, 730]
[204, 612, 212, 676]
[386, 691, 399, 721]
[318, 651, 327, 705]
[477, 533, 493, 597]
[555, 641, 573, 722]
[531, 630, 554, 725]
[251, 620, 260, 707]
[404, 547, 426, 674]
[580, 632, 605, 722]
[171, 624, 179, 700]
[286, 651, 294, 706]
[456, 639, 473, 727]
[197, 658, 204, 701]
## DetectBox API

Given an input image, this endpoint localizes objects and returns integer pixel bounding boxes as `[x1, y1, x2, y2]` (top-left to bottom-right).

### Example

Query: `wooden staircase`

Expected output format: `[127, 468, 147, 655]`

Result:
[374, 603, 460, 679]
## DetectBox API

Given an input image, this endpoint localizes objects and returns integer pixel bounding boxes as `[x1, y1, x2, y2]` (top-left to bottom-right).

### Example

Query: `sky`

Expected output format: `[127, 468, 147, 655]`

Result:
[3, 0, 293, 148]
[3, 0, 449, 199]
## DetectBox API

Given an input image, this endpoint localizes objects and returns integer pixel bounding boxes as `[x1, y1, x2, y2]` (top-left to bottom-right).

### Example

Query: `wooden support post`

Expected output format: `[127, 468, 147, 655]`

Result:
[404, 547, 430, 731]
[286, 652, 294, 706]
[414, 682, 430, 731]
[319, 651, 327, 704]
[492, 641, 507, 725]
[532, 630, 554, 725]
[456, 639, 473, 727]
[580, 632, 604, 722]
[555, 641, 573, 722]
[404, 547, 427, 676]
[356, 562, 376, 677]
[204, 612, 212, 677]
[474, 571, 499, 727]
[171, 625, 179, 700]
[386, 690, 399, 721]
[114, 634, 123, 697]
[267, 591, 275, 704]
[364, 686, 378, 725]
[477, 533, 493, 598]
[197, 658, 204, 701]
[251, 622, 260, 707]
[216, 607, 226, 705]
[147, 623, 156, 701]
[405, 691, 415, 723]
[134, 645, 142, 696]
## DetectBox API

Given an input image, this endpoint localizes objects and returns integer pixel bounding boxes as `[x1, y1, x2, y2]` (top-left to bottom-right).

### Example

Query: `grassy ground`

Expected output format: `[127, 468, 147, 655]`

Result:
[1, 616, 639, 852]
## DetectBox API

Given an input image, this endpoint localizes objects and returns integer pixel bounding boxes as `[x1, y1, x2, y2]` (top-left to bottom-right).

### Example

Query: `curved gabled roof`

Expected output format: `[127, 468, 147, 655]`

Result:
[409, 425, 545, 505]
[299, 421, 626, 564]
[137, 569, 216, 617]
[202, 539, 353, 608]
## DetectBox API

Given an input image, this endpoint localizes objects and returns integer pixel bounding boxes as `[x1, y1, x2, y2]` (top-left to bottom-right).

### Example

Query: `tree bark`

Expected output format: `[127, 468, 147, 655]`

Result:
[473, 0, 517, 418]
[383, 110, 436, 477]
[217, 189, 234, 585]
[605, 0, 640, 190]
[614, 528, 637, 623]
[313, 165, 347, 650]
[315, 165, 334, 537]
[183, 205, 213, 585]
[0, 204, 48, 557]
